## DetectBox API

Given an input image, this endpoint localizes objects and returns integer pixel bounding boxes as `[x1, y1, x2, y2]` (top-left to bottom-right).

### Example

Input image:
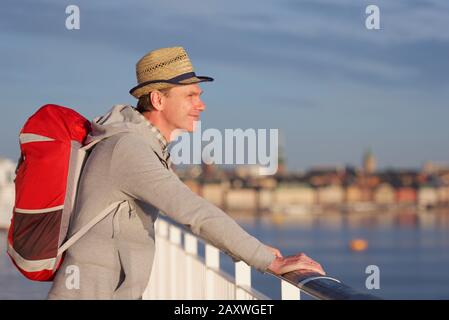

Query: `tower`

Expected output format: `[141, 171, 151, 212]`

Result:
[363, 148, 376, 175]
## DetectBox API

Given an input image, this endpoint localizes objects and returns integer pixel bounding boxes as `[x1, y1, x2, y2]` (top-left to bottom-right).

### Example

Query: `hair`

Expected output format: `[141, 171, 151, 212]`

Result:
[136, 88, 171, 113]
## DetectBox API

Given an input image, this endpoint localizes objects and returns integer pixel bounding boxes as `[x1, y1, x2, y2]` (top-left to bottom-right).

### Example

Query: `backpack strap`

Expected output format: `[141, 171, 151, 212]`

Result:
[57, 200, 128, 256]
[57, 138, 122, 255]
[81, 139, 102, 152]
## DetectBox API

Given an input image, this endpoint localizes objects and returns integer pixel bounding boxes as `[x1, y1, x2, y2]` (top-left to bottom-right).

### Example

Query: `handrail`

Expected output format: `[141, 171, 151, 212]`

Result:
[268, 270, 381, 300]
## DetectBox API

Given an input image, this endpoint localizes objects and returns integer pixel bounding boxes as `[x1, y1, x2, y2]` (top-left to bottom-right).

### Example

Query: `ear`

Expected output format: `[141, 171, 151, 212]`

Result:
[149, 90, 165, 111]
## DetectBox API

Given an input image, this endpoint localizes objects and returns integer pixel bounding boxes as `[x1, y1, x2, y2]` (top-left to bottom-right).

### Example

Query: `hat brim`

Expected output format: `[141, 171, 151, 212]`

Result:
[130, 73, 214, 98]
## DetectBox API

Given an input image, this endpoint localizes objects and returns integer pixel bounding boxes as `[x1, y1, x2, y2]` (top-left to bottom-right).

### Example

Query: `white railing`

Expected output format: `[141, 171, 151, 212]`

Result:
[143, 217, 380, 300]
[144, 218, 301, 300]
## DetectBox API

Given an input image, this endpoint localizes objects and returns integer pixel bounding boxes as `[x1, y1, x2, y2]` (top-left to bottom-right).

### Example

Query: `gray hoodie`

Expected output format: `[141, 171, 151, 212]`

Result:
[69, 105, 275, 273]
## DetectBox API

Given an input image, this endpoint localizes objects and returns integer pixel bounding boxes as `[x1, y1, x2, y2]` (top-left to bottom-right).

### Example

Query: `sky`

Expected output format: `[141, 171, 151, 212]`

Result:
[0, 0, 448, 171]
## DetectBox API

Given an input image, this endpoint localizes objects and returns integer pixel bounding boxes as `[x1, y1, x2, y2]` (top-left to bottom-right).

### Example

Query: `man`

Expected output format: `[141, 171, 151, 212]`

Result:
[48, 47, 324, 300]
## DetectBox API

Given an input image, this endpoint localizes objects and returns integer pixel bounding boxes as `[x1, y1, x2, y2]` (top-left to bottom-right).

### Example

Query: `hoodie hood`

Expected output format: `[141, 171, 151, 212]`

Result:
[85, 105, 167, 160]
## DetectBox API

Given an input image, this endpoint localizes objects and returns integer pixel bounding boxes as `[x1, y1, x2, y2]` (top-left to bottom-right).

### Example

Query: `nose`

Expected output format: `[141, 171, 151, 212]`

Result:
[196, 97, 206, 112]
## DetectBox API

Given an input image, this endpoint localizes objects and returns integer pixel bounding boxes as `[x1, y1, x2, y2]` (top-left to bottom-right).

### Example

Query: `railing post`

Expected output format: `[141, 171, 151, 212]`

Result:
[156, 219, 169, 299]
[184, 233, 198, 299]
[184, 233, 198, 255]
[235, 261, 252, 299]
[169, 224, 182, 299]
[205, 244, 220, 299]
[281, 279, 301, 300]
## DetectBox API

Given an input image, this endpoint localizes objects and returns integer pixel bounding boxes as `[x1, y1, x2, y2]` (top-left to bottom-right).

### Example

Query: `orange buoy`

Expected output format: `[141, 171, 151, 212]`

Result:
[271, 213, 285, 225]
[349, 238, 368, 252]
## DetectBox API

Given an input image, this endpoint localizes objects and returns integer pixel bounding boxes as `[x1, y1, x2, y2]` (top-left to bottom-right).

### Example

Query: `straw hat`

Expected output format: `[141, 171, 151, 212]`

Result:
[129, 46, 214, 98]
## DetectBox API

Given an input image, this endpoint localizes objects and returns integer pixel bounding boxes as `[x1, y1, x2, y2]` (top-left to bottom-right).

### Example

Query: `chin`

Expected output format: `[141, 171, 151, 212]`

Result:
[179, 119, 199, 133]
[178, 125, 194, 133]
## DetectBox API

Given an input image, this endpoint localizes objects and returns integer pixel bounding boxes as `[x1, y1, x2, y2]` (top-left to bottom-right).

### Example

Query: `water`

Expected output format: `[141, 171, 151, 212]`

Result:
[1, 209, 449, 299]
[234, 208, 449, 300]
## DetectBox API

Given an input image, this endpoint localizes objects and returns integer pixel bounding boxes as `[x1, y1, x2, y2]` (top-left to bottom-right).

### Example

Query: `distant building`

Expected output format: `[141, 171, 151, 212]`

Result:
[0, 157, 16, 229]
[274, 182, 316, 206]
[373, 183, 395, 204]
[437, 185, 449, 205]
[422, 161, 449, 175]
[395, 186, 417, 204]
[201, 181, 227, 208]
[225, 188, 257, 211]
[0, 158, 15, 185]
[235, 165, 264, 178]
[418, 186, 438, 208]
[307, 166, 345, 187]
[257, 177, 277, 189]
[345, 184, 364, 203]
[316, 184, 345, 205]
[438, 170, 449, 185]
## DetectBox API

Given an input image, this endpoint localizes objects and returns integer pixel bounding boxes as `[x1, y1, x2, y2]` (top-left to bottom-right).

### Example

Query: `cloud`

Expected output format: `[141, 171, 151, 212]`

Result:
[1, 0, 447, 88]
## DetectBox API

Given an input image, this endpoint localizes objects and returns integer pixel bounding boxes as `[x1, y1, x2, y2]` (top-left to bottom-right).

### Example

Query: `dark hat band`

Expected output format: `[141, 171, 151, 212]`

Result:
[129, 72, 214, 95]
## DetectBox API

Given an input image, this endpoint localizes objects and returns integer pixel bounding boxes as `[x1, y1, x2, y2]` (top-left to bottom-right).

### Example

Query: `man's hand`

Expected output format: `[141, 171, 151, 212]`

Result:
[267, 253, 326, 276]
[265, 245, 283, 258]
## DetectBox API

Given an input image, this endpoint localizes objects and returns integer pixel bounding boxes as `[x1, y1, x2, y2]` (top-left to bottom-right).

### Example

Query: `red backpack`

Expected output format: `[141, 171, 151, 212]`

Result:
[7, 104, 125, 281]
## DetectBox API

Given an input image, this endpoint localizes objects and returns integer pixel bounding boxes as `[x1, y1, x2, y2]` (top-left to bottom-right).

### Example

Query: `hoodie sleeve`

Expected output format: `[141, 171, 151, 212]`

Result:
[109, 133, 275, 273]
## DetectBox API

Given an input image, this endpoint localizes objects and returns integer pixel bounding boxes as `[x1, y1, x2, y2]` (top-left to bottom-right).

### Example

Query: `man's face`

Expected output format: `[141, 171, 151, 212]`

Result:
[161, 83, 205, 133]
